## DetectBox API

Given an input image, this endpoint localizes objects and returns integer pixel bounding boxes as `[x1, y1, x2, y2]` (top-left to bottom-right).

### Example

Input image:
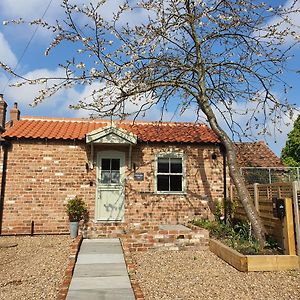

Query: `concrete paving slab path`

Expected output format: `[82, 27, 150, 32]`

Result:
[66, 238, 135, 300]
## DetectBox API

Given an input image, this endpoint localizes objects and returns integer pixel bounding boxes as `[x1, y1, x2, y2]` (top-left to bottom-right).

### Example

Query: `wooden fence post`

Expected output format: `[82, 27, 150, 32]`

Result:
[283, 197, 296, 255]
[292, 181, 300, 255]
[278, 186, 282, 199]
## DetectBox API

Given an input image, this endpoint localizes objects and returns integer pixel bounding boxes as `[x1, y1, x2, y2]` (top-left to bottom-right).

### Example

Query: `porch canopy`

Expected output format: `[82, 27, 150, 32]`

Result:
[85, 124, 137, 169]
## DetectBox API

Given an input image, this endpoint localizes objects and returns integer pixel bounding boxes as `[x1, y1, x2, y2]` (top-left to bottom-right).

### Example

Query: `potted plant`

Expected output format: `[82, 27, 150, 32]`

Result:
[66, 196, 88, 238]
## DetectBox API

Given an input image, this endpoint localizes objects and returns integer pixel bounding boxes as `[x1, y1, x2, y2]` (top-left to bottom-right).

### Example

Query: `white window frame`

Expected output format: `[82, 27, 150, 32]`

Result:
[154, 152, 186, 194]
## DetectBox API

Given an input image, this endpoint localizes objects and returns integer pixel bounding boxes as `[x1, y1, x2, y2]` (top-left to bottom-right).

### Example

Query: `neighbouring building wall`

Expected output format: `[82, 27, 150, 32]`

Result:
[1, 139, 224, 235]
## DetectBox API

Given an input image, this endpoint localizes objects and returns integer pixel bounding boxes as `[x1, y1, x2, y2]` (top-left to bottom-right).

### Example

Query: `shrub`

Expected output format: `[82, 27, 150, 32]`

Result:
[66, 196, 88, 222]
[193, 218, 262, 255]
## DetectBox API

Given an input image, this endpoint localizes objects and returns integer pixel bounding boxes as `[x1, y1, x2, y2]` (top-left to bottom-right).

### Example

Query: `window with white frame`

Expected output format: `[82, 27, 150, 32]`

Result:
[156, 155, 184, 192]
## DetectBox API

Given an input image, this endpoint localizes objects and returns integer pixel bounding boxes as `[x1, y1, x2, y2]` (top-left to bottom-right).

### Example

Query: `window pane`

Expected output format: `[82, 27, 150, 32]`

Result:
[101, 159, 110, 170]
[157, 175, 169, 191]
[101, 171, 111, 183]
[111, 159, 120, 170]
[158, 158, 169, 173]
[170, 175, 182, 191]
[111, 171, 120, 183]
[170, 158, 182, 173]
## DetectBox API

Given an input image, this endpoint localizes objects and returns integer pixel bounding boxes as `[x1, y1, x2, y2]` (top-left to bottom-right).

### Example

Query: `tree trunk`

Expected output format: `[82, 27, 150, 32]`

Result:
[198, 97, 266, 248]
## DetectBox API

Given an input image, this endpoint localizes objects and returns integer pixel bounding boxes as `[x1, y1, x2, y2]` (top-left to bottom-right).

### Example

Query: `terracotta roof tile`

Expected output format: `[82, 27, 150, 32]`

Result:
[235, 141, 284, 167]
[2, 117, 219, 144]
[120, 123, 219, 143]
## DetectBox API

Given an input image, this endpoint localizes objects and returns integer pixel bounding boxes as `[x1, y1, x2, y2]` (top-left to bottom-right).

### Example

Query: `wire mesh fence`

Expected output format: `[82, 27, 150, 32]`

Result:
[241, 167, 300, 185]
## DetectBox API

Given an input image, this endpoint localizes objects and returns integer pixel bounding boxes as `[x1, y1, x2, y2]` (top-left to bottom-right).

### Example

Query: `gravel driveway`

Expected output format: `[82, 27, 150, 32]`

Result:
[0, 235, 71, 300]
[133, 250, 300, 300]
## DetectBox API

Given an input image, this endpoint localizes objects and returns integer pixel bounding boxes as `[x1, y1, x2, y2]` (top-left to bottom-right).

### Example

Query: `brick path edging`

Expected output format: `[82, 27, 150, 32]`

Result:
[121, 238, 145, 300]
[57, 235, 83, 300]
[56, 236, 144, 300]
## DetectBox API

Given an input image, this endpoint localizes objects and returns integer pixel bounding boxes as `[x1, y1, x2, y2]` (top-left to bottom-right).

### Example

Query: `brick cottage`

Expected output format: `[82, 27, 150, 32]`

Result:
[0, 96, 226, 236]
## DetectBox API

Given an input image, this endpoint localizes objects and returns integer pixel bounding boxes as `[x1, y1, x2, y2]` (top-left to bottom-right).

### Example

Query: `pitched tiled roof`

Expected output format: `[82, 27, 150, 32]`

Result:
[2, 117, 220, 144]
[235, 141, 284, 167]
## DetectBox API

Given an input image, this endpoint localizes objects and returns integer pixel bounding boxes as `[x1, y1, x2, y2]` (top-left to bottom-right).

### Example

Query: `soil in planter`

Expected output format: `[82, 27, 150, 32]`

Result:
[193, 219, 283, 255]
[220, 237, 283, 255]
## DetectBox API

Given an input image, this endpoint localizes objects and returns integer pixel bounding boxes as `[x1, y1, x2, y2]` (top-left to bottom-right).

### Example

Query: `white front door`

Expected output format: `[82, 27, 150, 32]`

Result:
[96, 151, 125, 221]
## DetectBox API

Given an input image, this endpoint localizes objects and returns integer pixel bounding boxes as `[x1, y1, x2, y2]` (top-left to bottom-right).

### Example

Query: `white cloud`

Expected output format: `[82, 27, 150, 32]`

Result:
[211, 98, 299, 156]
[0, 72, 9, 95]
[263, 0, 300, 44]
[3, 67, 77, 118]
[0, 0, 64, 23]
[263, 108, 299, 156]
[6, 67, 64, 104]
[0, 0, 149, 28]
[64, 81, 169, 120]
[3, 74, 169, 121]
[0, 0, 152, 53]
[65, 0, 153, 31]
[0, 31, 17, 66]
[281, 0, 300, 26]
[0, 0, 67, 44]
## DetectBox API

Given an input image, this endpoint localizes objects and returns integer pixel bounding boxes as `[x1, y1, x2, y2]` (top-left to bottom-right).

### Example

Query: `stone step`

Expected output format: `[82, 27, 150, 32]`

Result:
[122, 225, 209, 251]
[83, 223, 209, 252]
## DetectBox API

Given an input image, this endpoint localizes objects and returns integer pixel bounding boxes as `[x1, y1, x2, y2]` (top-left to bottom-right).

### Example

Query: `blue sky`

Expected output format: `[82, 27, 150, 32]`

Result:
[0, 0, 299, 157]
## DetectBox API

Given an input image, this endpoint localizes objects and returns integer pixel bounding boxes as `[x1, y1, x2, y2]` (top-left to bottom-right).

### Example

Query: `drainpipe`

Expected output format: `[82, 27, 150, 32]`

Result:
[220, 144, 227, 223]
[0, 140, 10, 234]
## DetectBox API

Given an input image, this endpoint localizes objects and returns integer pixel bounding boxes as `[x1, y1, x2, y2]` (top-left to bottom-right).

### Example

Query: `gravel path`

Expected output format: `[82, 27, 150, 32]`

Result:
[0, 235, 71, 300]
[133, 250, 300, 300]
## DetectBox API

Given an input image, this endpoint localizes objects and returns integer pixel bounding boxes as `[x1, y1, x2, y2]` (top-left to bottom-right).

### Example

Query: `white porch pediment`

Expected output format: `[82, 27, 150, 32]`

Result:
[86, 125, 137, 145]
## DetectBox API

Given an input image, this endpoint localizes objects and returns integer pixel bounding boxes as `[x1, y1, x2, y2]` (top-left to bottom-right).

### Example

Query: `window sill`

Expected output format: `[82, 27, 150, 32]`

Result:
[94, 219, 124, 223]
[155, 191, 187, 195]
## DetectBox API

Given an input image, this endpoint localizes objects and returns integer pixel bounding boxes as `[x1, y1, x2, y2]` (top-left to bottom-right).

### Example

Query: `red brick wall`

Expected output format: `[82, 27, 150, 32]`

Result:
[124, 144, 223, 225]
[0, 139, 224, 235]
[1, 140, 96, 234]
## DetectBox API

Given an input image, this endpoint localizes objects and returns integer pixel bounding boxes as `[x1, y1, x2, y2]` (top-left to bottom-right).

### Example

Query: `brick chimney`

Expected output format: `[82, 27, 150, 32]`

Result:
[10, 102, 20, 124]
[0, 94, 7, 130]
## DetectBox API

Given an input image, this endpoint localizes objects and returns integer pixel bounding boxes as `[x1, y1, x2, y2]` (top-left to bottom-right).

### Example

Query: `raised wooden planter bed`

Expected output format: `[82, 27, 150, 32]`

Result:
[210, 239, 299, 272]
